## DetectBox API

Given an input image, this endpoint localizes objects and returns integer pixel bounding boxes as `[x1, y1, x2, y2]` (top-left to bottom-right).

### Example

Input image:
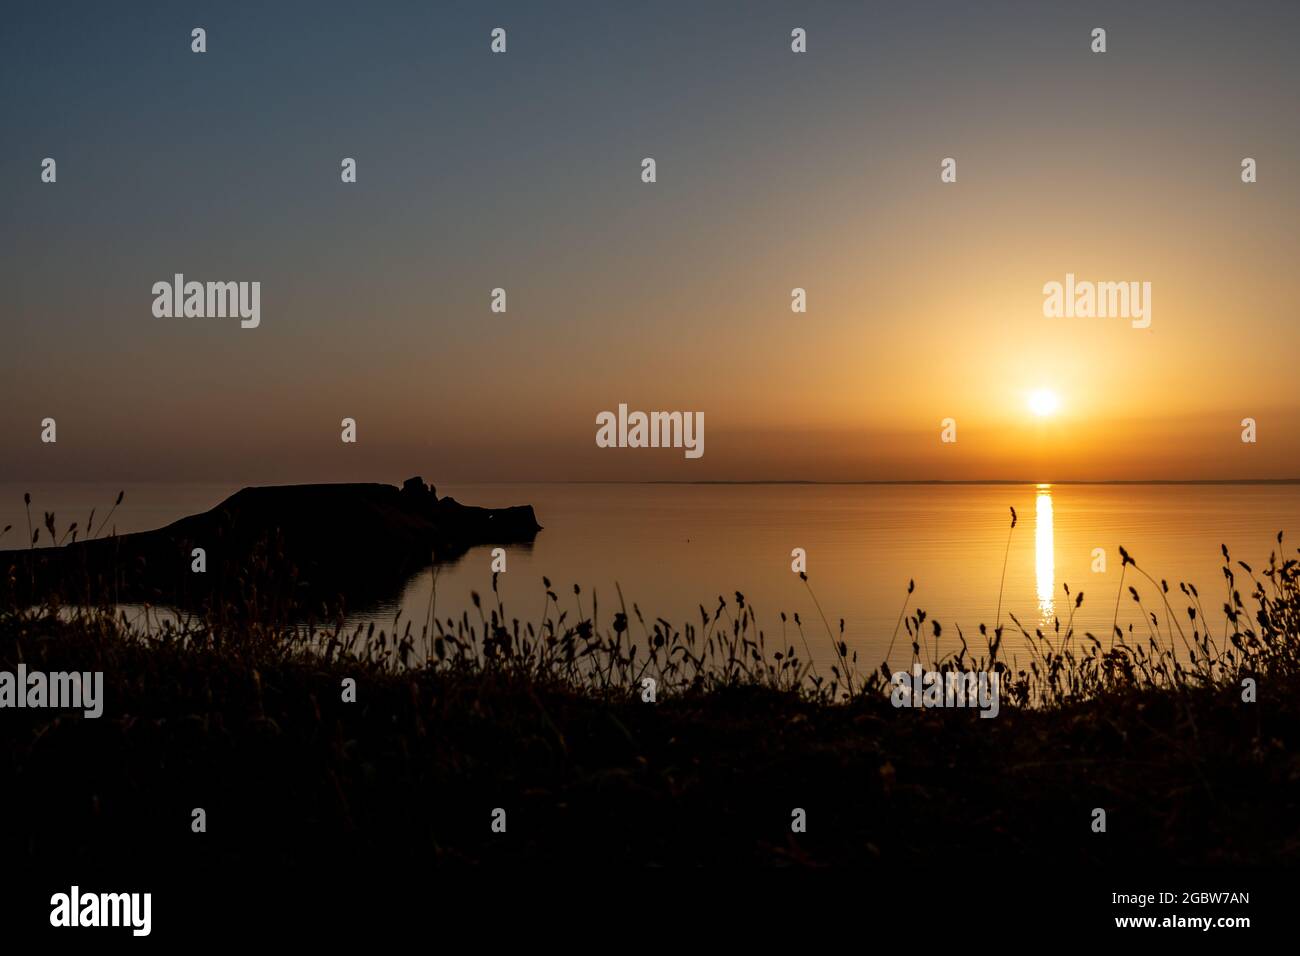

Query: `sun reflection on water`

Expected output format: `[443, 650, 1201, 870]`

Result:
[1035, 485, 1055, 621]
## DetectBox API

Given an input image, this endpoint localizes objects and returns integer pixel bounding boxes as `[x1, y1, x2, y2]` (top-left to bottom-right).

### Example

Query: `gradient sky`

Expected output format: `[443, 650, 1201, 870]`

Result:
[3, 0, 1298, 484]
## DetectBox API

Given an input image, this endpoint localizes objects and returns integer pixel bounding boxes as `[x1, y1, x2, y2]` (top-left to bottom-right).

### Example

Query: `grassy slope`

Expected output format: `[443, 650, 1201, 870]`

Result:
[3, 611, 1296, 869]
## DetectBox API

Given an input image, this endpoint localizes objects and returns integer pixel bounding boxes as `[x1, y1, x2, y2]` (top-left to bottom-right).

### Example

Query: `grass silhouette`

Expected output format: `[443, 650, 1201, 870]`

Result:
[3, 498, 1298, 866]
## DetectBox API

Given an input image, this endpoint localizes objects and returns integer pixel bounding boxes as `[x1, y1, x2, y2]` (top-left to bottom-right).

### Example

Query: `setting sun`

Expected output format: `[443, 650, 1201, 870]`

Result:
[1028, 389, 1061, 418]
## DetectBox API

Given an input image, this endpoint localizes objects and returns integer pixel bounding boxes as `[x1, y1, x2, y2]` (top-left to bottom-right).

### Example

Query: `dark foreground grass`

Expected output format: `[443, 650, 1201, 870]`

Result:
[3, 529, 1300, 868]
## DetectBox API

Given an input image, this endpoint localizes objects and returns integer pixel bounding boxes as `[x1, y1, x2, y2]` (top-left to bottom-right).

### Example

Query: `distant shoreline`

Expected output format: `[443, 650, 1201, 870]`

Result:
[7, 478, 1300, 488]
[532, 478, 1300, 486]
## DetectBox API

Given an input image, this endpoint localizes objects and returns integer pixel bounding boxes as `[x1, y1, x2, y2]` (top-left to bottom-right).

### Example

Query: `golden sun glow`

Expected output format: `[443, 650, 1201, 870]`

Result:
[1035, 485, 1054, 622]
[1028, 389, 1061, 418]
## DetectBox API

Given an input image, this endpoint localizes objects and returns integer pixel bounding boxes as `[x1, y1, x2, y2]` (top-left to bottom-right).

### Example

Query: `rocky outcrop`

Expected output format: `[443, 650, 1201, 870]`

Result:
[1, 477, 540, 614]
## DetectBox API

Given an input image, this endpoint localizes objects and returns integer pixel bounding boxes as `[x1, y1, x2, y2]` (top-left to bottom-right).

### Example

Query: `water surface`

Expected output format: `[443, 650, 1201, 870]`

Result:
[4, 481, 1297, 670]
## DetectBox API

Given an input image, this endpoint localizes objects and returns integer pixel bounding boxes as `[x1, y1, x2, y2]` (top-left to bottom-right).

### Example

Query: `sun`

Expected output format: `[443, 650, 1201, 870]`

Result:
[1028, 388, 1061, 417]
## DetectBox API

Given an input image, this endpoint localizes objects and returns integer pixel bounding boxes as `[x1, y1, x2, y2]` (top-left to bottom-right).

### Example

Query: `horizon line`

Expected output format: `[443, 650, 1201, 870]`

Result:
[10, 477, 1300, 489]
[509, 478, 1300, 486]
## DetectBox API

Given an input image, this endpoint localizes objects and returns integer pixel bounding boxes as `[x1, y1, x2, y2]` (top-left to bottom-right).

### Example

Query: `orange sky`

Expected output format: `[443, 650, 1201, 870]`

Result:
[3, 2, 1298, 484]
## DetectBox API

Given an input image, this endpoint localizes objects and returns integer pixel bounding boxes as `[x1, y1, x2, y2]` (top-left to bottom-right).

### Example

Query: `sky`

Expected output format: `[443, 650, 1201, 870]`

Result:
[2, 0, 1298, 484]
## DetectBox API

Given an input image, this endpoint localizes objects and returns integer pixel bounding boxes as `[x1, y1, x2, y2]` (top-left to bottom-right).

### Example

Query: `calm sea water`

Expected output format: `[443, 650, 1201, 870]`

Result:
[4, 481, 1298, 670]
